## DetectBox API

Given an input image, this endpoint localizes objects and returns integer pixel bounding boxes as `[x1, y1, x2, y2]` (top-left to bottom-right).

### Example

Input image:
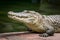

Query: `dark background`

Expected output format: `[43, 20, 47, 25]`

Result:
[0, 0, 60, 33]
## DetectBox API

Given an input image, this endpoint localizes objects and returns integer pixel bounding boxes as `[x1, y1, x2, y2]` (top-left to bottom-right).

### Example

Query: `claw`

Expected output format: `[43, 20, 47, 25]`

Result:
[39, 33, 49, 37]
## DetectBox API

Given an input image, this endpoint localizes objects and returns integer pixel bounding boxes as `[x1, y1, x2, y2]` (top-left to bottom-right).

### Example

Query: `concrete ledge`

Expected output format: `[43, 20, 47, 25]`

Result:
[0, 31, 30, 37]
[0, 32, 60, 40]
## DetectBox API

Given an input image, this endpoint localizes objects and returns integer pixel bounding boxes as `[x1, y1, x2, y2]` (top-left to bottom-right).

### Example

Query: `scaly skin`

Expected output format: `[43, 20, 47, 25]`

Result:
[8, 10, 60, 37]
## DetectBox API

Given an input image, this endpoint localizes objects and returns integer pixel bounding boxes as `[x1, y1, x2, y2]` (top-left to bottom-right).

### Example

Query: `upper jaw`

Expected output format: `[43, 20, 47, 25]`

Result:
[8, 11, 31, 18]
[8, 11, 19, 16]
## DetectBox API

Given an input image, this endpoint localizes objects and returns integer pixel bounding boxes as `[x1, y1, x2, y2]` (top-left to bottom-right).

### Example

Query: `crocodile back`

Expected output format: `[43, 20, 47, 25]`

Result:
[47, 15, 60, 32]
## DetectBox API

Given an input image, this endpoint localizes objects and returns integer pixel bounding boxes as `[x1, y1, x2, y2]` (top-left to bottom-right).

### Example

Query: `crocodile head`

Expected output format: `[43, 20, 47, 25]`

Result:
[8, 10, 43, 23]
[8, 10, 45, 32]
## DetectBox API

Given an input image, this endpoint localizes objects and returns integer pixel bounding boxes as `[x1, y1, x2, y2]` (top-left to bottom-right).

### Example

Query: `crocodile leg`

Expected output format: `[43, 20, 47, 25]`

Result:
[39, 25, 54, 37]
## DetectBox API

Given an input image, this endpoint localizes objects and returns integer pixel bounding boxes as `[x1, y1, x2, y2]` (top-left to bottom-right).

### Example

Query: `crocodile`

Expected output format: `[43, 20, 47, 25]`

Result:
[8, 10, 60, 37]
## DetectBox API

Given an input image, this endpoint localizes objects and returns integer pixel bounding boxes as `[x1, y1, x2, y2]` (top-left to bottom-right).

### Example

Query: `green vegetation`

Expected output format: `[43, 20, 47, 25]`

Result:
[39, 0, 60, 15]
